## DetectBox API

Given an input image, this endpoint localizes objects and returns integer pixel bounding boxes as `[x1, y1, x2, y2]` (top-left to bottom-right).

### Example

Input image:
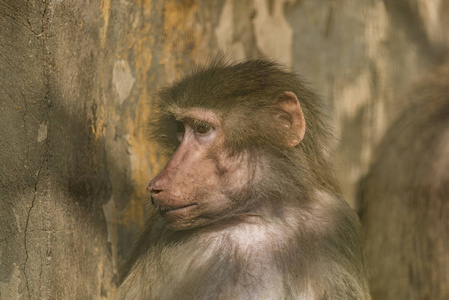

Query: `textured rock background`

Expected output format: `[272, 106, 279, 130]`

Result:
[1, 0, 448, 298]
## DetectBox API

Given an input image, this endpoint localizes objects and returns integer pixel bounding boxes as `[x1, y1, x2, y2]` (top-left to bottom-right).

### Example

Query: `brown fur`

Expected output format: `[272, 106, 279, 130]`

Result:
[115, 59, 370, 300]
[359, 64, 449, 300]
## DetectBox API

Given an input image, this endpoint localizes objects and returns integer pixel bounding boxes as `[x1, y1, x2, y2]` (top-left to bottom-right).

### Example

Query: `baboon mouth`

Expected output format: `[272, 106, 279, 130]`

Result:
[159, 203, 197, 214]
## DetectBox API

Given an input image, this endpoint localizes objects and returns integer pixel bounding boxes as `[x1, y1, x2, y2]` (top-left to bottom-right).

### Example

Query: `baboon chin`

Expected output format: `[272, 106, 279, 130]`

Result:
[115, 59, 371, 300]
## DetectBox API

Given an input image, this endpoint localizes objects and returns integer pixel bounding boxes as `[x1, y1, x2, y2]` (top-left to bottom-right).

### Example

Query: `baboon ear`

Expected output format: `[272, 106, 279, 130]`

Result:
[276, 92, 306, 147]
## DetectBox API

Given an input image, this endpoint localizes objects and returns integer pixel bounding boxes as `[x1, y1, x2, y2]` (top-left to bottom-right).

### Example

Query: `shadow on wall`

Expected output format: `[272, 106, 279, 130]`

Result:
[0, 90, 148, 298]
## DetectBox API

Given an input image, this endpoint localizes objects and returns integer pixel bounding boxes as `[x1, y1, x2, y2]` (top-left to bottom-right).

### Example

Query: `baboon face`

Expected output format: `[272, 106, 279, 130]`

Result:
[148, 91, 305, 231]
[148, 107, 258, 230]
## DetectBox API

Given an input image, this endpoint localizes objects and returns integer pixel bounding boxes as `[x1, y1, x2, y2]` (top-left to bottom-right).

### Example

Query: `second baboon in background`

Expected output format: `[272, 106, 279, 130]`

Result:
[359, 65, 449, 300]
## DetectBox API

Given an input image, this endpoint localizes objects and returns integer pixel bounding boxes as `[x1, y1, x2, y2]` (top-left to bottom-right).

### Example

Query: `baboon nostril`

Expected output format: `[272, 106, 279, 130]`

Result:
[147, 183, 162, 194]
[151, 188, 162, 194]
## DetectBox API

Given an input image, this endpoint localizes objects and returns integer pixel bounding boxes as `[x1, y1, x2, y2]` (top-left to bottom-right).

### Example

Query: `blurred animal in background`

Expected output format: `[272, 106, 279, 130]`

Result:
[359, 64, 449, 300]
[115, 59, 371, 300]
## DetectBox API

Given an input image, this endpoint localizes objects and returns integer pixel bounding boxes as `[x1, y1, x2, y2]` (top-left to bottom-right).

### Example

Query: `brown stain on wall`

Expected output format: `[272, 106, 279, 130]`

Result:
[100, 0, 112, 49]
[121, 0, 156, 228]
[161, 0, 204, 81]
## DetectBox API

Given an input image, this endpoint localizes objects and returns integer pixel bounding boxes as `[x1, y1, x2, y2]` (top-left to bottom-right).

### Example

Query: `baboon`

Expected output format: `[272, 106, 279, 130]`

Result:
[115, 59, 371, 300]
[359, 65, 449, 300]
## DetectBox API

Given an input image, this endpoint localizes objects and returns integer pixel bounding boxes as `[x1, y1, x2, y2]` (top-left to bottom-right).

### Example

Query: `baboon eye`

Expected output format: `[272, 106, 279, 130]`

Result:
[195, 123, 211, 134]
[176, 121, 184, 133]
[176, 121, 185, 142]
